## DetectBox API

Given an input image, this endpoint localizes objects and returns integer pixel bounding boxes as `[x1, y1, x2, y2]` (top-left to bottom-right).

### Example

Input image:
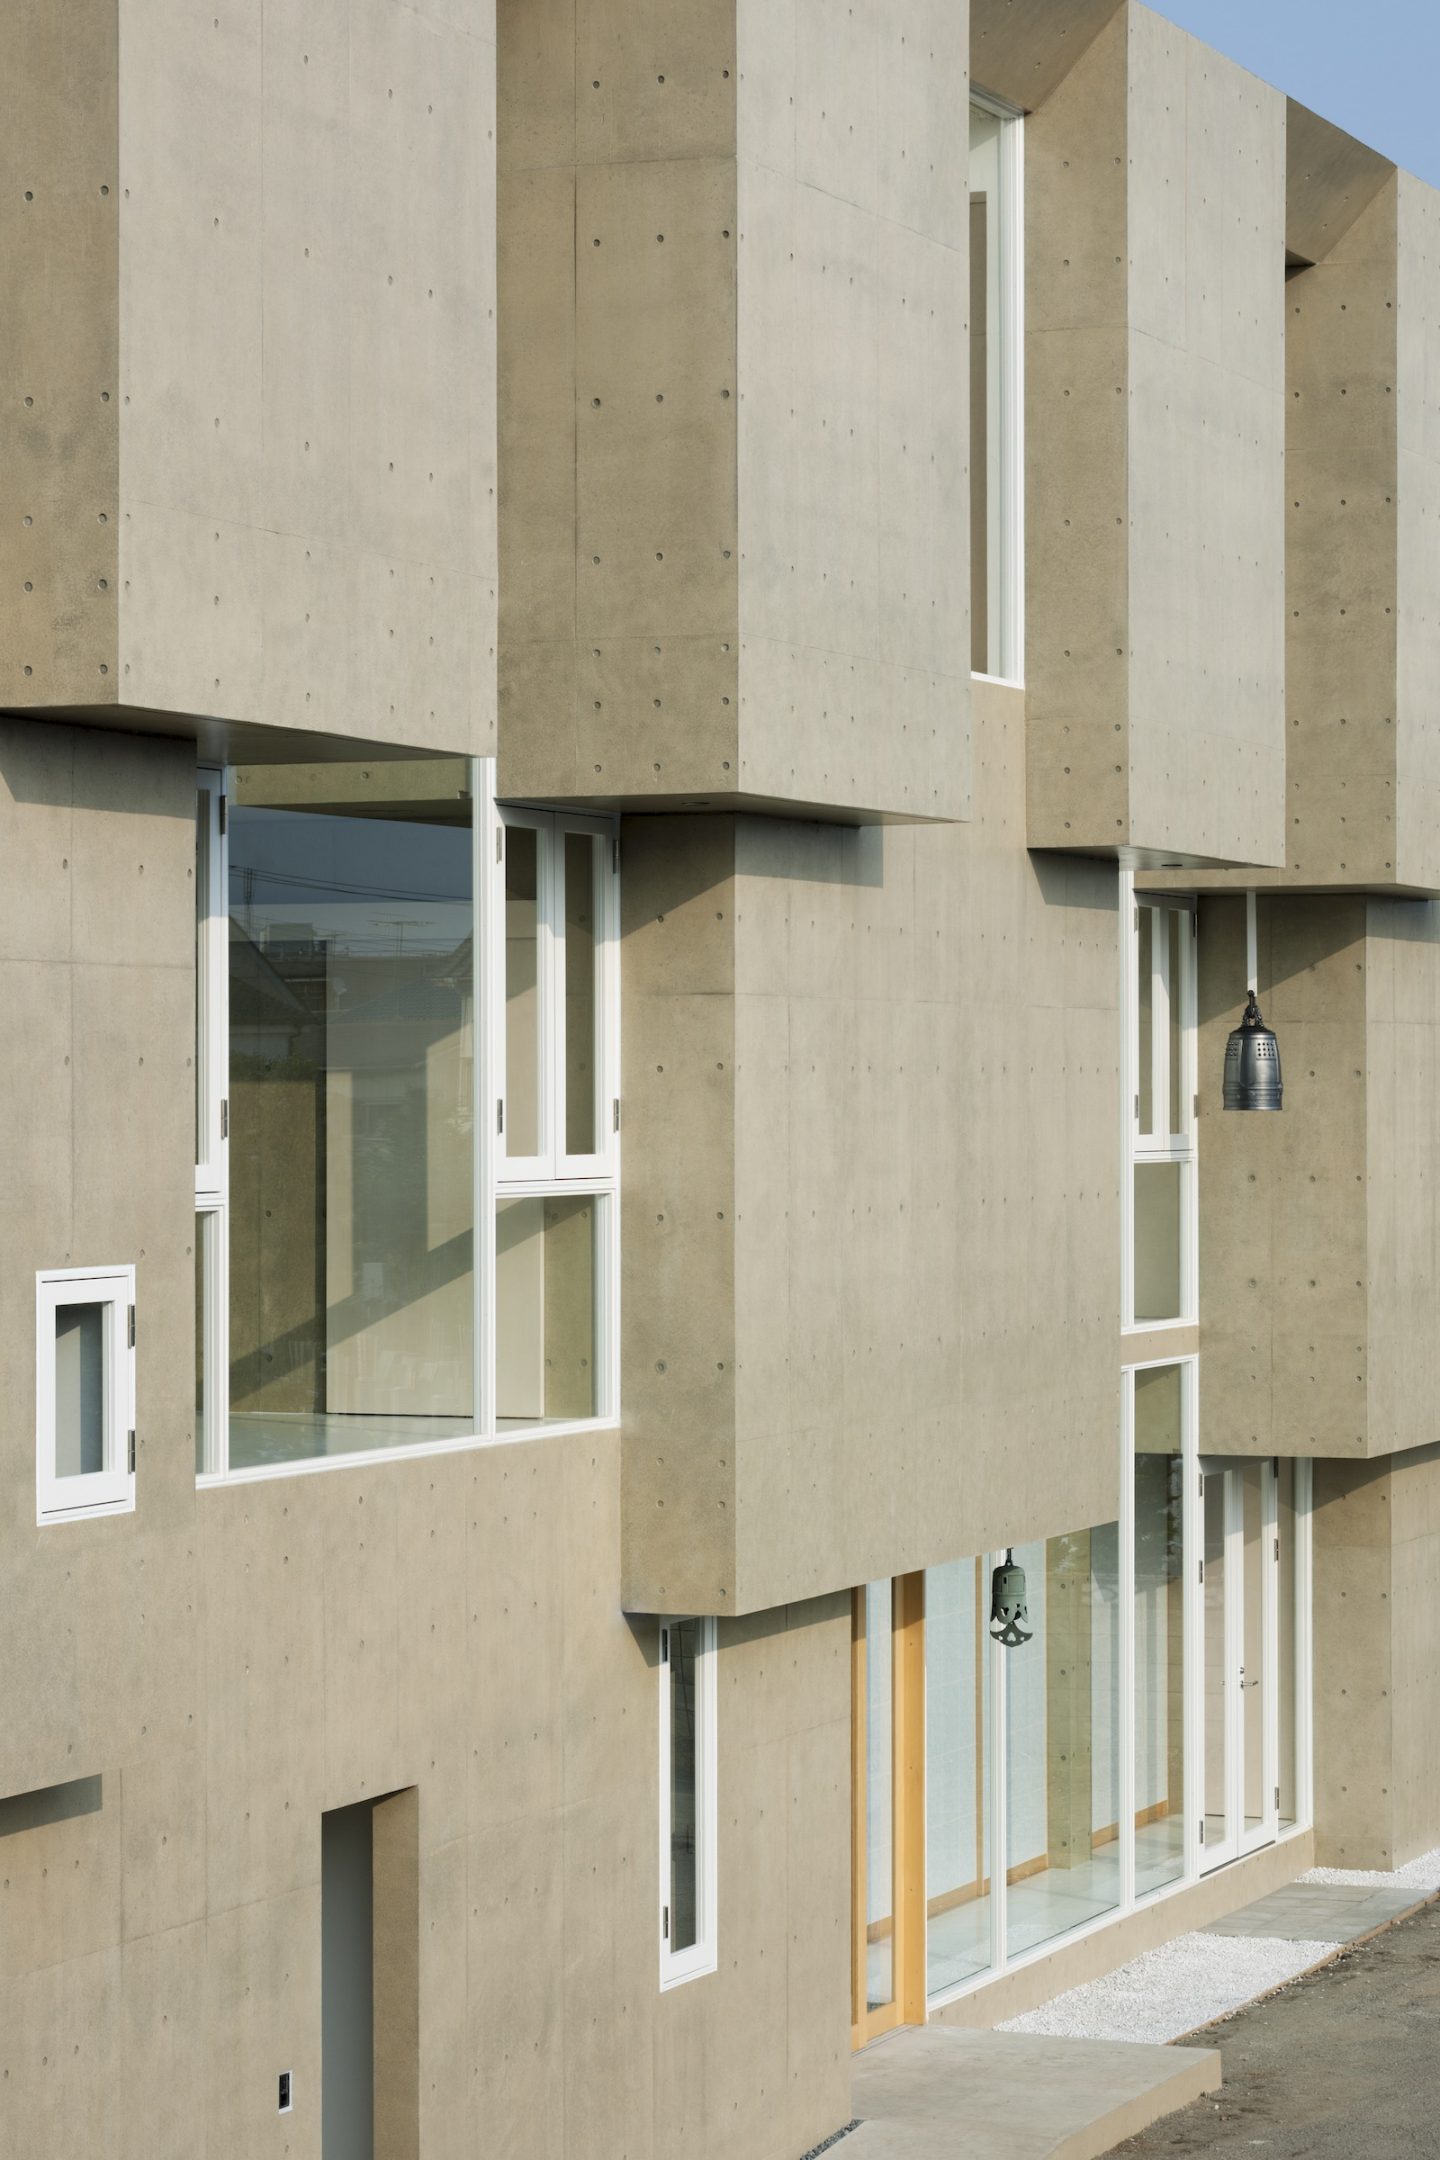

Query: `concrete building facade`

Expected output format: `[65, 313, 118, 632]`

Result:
[2, 0, 1439, 2153]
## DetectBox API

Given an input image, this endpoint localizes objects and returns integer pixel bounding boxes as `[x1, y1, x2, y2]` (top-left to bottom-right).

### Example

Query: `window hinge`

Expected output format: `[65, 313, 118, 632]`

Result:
[128, 1305, 136, 1349]
[1275, 1785, 1281, 1812]
[218, 794, 228, 836]
[497, 1098, 504, 1135]
[1274, 1535, 1280, 1562]
[662, 1904, 670, 1942]
[128, 1429, 136, 1473]
[1198, 1558, 1204, 1584]
[1193, 1093, 1200, 1120]
[1134, 1093, 1140, 1121]
[220, 1097, 229, 1141]
[612, 835, 620, 876]
[496, 826, 503, 864]
[612, 1097, 620, 1134]
[1199, 1819, 1205, 1845]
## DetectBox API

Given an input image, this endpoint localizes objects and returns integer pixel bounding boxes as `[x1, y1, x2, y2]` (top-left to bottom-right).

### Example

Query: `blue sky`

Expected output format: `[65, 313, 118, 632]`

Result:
[1155, 0, 1440, 186]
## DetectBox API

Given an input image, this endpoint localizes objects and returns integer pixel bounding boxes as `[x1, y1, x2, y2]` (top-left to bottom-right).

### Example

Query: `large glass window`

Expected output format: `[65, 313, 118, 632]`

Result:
[1003, 1526, 1122, 1960]
[225, 762, 476, 1468]
[925, 1558, 991, 1998]
[970, 96, 1023, 681]
[1133, 1363, 1187, 1895]
[193, 761, 619, 1480]
[1128, 891, 1196, 1327]
[659, 1616, 717, 1989]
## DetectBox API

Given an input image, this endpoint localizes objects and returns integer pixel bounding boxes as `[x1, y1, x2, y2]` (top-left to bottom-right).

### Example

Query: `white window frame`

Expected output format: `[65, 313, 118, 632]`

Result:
[193, 759, 622, 1487]
[195, 768, 229, 1209]
[970, 88, 1025, 688]
[495, 807, 619, 1187]
[926, 1366, 1315, 2015]
[659, 1615, 719, 1991]
[1123, 880, 1199, 1331]
[36, 1265, 136, 1523]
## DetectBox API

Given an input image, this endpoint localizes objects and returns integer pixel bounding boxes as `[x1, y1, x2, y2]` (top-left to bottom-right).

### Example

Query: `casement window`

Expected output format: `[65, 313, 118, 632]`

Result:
[659, 1616, 718, 1989]
[191, 759, 620, 1483]
[496, 809, 619, 1432]
[36, 1266, 136, 1522]
[970, 91, 1025, 683]
[1126, 888, 1198, 1328]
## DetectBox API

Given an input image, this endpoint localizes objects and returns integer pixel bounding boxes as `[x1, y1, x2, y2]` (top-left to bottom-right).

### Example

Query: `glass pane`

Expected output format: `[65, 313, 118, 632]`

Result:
[1134, 1366, 1186, 1895]
[563, 832, 600, 1158]
[1137, 907, 1154, 1138]
[195, 1223, 207, 1474]
[196, 793, 210, 1167]
[969, 106, 1001, 676]
[505, 824, 541, 1157]
[1203, 1475, 1228, 1851]
[1004, 1526, 1122, 1961]
[1277, 1460, 1298, 1828]
[55, 1304, 105, 1478]
[228, 761, 475, 1468]
[1241, 1464, 1267, 1836]
[495, 1194, 599, 1426]
[1133, 1161, 1183, 1322]
[925, 1559, 991, 1998]
[865, 1581, 895, 2012]
[667, 1620, 700, 1953]
[1167, 911, 1185, 1137]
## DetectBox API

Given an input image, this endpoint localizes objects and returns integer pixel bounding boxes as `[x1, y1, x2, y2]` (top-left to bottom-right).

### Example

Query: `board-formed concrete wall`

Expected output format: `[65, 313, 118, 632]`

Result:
[1313, 1445, 1440, 1869]
[0, 0, 497, 757]
[1024, 4, 1287, 869]
[622, 681, 1121, 1616]
[1149, 131, 1440, 902]
[1194, 889, 1440, 1462]
[496, 0, 971, 823]
[0, 725, 852, 2160]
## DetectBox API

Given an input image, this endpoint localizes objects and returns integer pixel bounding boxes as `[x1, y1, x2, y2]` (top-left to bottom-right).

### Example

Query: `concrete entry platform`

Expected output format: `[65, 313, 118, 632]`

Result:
[840, 2026, 1220, 2158]
[1202, 1880, 1425, 1944]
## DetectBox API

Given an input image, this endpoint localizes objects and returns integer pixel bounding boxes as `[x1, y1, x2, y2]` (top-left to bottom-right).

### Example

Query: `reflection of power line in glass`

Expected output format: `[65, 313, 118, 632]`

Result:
[228, 861, 466, 906]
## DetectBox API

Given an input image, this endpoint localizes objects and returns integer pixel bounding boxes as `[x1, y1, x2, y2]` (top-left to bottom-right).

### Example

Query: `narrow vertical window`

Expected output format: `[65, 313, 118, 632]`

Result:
[1127, 892, 1197, 1327]
[1132, 1362, 1188, 1896]
[36, 1267, 135, 1521]
[195, 768, 229, 1476]
[659, 1616, 717, 1987]
[495, 808, 618, 1430]
[969, 94, 1024, 682]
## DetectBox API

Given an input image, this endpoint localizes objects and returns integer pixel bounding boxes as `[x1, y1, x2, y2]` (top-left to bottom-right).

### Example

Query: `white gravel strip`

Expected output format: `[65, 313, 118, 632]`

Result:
[996, 1930, 1341, 2046]
[1302, 1845, 1440, 1891]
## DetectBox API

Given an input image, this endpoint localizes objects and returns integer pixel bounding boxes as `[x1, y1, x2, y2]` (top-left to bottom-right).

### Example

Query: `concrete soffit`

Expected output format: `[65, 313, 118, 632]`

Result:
[1286, 98, 1395, 265]
[969, 0, 1127, 109]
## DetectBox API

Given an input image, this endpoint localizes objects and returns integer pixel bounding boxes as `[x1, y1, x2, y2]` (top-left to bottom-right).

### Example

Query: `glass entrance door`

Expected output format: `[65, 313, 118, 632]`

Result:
[1199, 1460, 1279, 1872]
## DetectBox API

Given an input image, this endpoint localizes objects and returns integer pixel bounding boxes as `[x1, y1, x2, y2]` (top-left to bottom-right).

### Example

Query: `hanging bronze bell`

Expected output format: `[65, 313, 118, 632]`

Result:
[1223, 992, 1283, 1112]
[989, 1550, 1032, 1647]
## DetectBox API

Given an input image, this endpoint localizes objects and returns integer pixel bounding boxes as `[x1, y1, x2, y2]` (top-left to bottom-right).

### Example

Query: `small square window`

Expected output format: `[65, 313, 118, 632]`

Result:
[36, 1267, 136, 1522]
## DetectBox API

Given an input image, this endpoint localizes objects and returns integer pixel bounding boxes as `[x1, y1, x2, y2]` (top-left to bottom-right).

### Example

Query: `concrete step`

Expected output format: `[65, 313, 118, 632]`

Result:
[839, 2025, 1219, 2159]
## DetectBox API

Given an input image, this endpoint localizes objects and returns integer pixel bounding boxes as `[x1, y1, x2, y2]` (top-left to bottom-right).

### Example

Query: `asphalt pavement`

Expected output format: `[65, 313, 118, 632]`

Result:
[1110, 1895, 1440, 2157]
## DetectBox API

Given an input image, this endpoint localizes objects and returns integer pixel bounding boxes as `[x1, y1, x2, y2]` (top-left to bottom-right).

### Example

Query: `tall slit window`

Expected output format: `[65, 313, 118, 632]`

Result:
[1128, 891, 1197, 1328]
[659, 1616, 718, 1989]
[496, 809, 618, 1431]
[970, 93, 1024, 682]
